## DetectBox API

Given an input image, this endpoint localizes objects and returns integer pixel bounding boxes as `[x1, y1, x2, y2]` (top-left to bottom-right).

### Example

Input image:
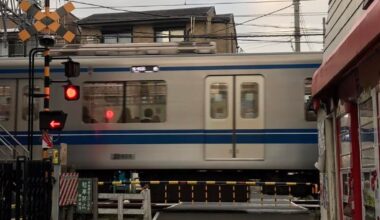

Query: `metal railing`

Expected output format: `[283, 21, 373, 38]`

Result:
[0, 124, 30, 160]
[0, 157, 53, 220]
[97, 189, 152, 220]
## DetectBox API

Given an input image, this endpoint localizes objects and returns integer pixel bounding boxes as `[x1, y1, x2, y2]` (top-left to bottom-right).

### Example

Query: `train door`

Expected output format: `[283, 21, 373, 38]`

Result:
[0, 80, 17, 131]
[16, 79, 43, 131]
[205, 75, 264, 160]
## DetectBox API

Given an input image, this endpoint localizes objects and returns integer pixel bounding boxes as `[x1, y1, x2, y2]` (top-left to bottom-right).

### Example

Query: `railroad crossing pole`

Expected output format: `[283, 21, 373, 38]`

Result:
[42, 0, 52, 159]
[43, 48, 51, 159]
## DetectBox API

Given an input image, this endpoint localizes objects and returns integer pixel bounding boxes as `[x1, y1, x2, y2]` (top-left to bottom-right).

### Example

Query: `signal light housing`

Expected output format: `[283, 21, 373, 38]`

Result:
[39, 111, 67, 131]
[63, 60, 80, 78]
[64, 85, 80, 101]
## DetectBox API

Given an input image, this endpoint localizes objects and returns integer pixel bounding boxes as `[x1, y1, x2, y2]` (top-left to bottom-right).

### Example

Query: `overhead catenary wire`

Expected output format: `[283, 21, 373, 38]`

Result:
[209, 4, 294, 35]
[70, 0, 171, 18]
[71, 32, 324, 39]
[300, 12, 312, 50]
[72, 0, 316, 10]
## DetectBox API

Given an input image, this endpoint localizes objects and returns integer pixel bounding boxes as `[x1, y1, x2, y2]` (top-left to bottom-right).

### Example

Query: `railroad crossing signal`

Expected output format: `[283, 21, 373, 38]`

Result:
[40, 110, 67, 131]
[18, 1, 76, 43]
[64, 85, 80, 101]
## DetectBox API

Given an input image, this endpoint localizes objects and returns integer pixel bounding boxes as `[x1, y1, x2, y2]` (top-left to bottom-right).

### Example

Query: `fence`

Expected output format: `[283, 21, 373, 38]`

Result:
[97, 189, 152, 220]
[0, 157, 53, 220]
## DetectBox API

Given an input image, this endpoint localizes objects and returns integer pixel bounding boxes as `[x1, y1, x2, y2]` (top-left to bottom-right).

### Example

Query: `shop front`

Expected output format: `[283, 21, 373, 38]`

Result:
[312, 2, 380, 219]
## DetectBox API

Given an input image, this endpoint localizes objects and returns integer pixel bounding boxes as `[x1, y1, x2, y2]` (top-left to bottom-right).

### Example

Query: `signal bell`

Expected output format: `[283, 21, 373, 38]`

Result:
[64, 85, 80, 101]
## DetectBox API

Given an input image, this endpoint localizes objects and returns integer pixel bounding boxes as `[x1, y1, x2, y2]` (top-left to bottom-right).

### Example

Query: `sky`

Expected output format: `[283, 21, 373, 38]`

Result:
[50, 0, 329, 53]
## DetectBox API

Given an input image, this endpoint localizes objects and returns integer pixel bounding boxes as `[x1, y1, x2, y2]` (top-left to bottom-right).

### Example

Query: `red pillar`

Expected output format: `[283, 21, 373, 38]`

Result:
[349, 103, 363, 220]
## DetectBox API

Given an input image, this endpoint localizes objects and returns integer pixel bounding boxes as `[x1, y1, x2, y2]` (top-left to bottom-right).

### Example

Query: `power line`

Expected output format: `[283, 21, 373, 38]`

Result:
[240, 23, 323, 30]
[239, 39, 323, 43]
[210, 3, 294, 34]
[73, 0, 316, 10]
[300, 10, 313, 50]
[71, 0, 171, 18]
[234, 12, 326, 17]
[208, 4, 293, 34]
[74, 31, 323, 38]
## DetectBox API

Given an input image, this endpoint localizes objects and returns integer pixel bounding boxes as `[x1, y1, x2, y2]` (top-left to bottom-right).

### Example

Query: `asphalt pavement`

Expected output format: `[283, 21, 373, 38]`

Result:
[155, 202, 319, 220]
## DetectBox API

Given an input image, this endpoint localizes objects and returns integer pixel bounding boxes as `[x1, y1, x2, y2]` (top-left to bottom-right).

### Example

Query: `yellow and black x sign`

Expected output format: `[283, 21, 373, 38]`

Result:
[18, 1, 76, 43]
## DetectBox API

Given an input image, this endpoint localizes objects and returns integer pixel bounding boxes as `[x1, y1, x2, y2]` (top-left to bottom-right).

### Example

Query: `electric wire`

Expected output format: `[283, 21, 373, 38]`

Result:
[209, 4, 294, 34]
[72, 0, 317, 10]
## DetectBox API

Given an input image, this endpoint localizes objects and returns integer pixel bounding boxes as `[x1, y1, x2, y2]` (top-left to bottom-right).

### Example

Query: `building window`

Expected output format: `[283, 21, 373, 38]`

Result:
[8, 40, 25, 57]
[304, 78, 316, 121]
[358, 97, 376, 218]
[338, 112, 353, 217]
[103, 33, 132, 44]
[83, 81, 166, 123]
[155, 28, 185, 43]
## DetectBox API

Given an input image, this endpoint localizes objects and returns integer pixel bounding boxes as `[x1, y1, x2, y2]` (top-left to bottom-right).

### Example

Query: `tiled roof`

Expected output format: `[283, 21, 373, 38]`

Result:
[78, 7, 216, 25]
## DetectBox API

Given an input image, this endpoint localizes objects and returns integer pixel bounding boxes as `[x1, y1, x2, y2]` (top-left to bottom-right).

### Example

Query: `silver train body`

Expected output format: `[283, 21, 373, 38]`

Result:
[0, 52, 321, 170]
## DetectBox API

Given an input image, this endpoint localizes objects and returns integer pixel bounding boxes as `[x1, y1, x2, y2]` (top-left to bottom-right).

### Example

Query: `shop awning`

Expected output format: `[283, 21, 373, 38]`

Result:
[312, 1, 380, 97]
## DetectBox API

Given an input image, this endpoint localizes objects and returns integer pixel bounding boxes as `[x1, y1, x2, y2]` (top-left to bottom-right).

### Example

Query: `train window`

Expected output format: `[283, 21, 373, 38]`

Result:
[0, 86, 11, 121]
[83, 81, 166, 123]
[21, 86, 41, 121]
[304, 78, 316, 121]
[240, 82, 258, 118]
[210, 83, 228, 119]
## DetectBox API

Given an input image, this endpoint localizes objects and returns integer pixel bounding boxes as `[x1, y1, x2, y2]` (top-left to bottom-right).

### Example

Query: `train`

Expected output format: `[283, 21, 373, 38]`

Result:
[0, 45, 321, 182]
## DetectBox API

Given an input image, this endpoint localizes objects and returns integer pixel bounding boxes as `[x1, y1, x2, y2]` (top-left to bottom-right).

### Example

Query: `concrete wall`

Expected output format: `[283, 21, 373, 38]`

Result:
[79, 28, 102, 44]
[133, 25, 154, 43]
[211, 22, 236, 53]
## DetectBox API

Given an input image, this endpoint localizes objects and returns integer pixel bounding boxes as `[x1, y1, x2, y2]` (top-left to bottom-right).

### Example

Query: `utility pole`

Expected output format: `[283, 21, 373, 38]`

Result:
[293, 0, 301, 52]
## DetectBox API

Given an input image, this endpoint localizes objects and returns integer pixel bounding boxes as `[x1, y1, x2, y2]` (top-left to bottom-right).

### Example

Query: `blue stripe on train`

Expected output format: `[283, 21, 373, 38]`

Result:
[0, 63, 320, 74]
[9, 129, 318, 145]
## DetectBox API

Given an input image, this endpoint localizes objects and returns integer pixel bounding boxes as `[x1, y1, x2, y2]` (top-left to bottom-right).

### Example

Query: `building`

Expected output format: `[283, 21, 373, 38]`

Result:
[77, 7, 238, 53]
[0, 18, 35, 57]
[312, 1, 380, 219]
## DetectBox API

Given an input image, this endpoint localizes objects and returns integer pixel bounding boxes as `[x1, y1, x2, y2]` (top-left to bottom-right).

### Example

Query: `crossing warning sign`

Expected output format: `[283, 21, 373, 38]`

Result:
[18, 1, 76, 42]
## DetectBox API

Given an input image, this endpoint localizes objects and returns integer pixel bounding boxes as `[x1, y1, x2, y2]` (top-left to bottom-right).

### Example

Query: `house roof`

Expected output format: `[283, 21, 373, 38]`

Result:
[78, 7, 217, 26]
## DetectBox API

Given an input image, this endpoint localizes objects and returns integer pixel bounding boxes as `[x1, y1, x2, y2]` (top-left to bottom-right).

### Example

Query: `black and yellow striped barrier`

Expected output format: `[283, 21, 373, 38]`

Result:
[98, 180, 319, 204]
[98, 180, 315, 187]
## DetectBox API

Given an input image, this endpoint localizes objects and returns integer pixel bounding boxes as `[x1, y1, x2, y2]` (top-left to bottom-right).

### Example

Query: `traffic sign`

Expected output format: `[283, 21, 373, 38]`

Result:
[18, 1, 76, 42]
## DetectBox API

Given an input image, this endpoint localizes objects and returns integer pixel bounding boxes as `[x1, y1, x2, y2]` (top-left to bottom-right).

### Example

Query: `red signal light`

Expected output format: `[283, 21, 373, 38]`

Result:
[49, 120, 61, 129]
[64, 85, 80, 101]
[39, 111, 67, 131]
[105, 110, 114, 120]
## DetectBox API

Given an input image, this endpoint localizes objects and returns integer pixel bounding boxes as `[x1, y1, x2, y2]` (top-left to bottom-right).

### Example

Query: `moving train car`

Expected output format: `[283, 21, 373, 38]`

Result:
[0, 47, 321, 181]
